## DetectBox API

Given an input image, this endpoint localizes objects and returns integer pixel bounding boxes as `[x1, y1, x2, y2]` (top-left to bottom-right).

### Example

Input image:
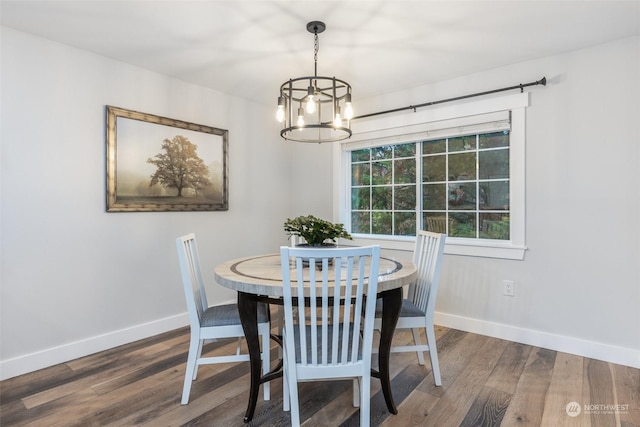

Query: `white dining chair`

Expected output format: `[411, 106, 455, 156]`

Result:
[373, 230, 446, 386]
[280, 245, 381, 427]
[176, 233, 271, 404]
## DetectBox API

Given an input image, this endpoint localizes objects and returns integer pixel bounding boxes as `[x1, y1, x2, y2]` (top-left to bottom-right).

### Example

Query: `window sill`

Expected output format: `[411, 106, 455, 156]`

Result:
[345, 235, 527, 260]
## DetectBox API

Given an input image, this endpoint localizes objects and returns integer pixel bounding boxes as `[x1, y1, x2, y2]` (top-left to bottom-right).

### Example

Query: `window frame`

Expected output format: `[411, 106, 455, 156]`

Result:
[334, 92, 528, 260]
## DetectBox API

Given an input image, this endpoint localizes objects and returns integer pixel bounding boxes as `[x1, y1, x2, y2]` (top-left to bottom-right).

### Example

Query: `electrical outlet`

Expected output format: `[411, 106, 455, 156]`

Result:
[503, 280, 515, 297]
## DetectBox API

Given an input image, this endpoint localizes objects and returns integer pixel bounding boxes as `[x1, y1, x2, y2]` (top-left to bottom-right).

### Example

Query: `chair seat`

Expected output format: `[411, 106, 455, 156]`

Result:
[201, 302, 269, 327]
[375, 298, 425, 318]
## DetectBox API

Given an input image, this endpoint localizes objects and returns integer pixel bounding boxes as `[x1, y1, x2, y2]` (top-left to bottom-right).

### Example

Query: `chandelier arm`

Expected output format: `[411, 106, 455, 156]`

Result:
[332, 77, 337, 123]
[315, 84, 347, 91]
[314, 89, 347, 100]
[287, 80, 293, 128]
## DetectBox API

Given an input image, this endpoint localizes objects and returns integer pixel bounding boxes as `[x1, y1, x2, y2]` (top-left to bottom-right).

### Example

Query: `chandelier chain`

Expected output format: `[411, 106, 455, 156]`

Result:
[313, 32, 319, 77]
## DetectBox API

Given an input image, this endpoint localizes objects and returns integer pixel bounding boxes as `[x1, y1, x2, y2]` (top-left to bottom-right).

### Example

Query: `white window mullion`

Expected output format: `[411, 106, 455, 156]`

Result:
[475, 134, 480, 239]
[416, 143, 422, 232]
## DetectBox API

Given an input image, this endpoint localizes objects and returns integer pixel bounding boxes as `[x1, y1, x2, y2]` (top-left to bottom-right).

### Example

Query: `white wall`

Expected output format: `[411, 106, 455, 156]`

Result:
[0, 28, 292, 379]
[290, 142, 335, 219]
[312, 37, 640, 367]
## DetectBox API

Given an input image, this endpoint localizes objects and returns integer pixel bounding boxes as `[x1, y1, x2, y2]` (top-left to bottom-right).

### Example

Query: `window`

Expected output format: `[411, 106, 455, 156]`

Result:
[350, 130, 511, 239]
[338, 93, 528, 259]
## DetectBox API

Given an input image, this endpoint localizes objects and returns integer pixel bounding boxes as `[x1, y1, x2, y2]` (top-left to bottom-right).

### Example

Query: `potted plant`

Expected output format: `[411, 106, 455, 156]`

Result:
[283, 215, 352, 247]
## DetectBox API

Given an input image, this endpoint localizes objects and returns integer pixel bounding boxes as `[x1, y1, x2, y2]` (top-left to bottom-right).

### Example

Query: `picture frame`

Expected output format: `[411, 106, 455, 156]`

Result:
[106, 106, 228, 212]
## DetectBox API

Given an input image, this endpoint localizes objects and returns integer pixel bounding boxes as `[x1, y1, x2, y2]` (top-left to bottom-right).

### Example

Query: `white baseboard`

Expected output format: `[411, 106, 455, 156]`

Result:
[434, 312, 640, 369]
[0, 313, 189, 381]
[4, 310, 637, 381]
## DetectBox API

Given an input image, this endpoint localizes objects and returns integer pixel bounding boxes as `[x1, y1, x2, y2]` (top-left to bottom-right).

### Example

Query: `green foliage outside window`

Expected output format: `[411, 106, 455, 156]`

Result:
[350, 131, 510, 240]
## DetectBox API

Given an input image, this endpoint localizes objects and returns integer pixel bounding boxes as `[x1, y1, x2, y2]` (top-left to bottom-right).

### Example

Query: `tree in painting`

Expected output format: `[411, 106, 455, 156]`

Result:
[147, 135, 211, 197]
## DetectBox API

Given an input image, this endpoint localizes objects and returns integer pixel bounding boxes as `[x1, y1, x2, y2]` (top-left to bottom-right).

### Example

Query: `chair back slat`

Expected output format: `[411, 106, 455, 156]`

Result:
[280, 245, 380, 368]
[176, 234, 208, 329]
[410, 231, 446, 314]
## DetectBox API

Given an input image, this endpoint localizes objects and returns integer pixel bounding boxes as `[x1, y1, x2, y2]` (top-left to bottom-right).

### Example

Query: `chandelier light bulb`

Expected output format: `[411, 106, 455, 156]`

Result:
[297, 107, 305, 127]
[334, 109, 342, 127]
[344, 103, 353, 120]
[306, 85, 316, 114]
[306, 96, 316, 114]
[344, 94, 353, 120]
[276, 96, 285, 122]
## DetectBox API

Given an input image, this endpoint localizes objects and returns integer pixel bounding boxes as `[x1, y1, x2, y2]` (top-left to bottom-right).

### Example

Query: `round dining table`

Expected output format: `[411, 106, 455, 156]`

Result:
[215, 251, 417, 423]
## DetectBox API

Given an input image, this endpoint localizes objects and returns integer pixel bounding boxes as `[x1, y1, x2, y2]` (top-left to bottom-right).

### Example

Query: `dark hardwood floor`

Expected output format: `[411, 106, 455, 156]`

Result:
[1, 315, 638, 426]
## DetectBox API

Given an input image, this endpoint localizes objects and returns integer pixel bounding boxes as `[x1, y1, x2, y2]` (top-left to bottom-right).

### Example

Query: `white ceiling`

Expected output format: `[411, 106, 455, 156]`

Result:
[2, 1, 639, 107]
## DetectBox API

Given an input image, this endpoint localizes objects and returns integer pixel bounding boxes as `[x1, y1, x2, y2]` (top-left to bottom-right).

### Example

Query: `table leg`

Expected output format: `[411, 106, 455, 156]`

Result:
[375, 287, 402, 414]
[237, 291, 260, 423]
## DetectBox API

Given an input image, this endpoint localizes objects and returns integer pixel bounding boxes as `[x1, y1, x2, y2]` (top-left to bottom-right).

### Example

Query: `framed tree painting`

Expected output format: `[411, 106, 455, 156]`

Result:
[106, 106, 228, 212]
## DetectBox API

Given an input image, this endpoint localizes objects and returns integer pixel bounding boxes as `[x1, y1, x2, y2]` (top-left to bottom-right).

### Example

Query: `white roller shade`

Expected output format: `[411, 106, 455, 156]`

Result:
[342, 110, 510, 151]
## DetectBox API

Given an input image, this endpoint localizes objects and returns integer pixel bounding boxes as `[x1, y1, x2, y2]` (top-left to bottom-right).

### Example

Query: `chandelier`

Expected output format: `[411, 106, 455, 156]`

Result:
[276, 21, 353, 143]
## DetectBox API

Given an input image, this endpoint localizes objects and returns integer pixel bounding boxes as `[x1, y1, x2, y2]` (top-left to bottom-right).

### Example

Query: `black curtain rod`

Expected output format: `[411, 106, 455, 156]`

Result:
[351, 76, 547, 121]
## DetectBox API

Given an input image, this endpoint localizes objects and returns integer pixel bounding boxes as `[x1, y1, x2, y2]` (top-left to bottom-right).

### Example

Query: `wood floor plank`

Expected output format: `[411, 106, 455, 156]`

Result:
[459, 385, 511, 427]
[0, 363, 73, 406]
[580, 362, 595, 427]
[500, 347, 556, 426]
[20, 343, 245, 426]
[71, 366, 181, 426]
[3, 328, 192, 419]
[369, 363, 431, 426]
[0, 399, 29, 426]
[540, 351, 584, 426]
[585, 359, 623, 427]
[66, 327, 189, 372]
[379, 388, 440, 426]
[415, 334, 508, 426]
[484, 341, 532, 395]
[9, 386, 101, 427]
[89, 339, 239, 396]
[139, 370, 253, 427]
[22, 342, 180, 409]
[374, 327, 465, 426]
[303, 385, 361, 427]
[2, 326, 638, 427]
[417, 328, 471, 398]
[92, 357, 254, 426]
[612, 363, 640, 426]
[180, 384, 274, 427]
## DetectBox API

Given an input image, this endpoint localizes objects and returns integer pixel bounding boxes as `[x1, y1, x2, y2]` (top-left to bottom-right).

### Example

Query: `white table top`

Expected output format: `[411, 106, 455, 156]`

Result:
[215, 253, 417, 297]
